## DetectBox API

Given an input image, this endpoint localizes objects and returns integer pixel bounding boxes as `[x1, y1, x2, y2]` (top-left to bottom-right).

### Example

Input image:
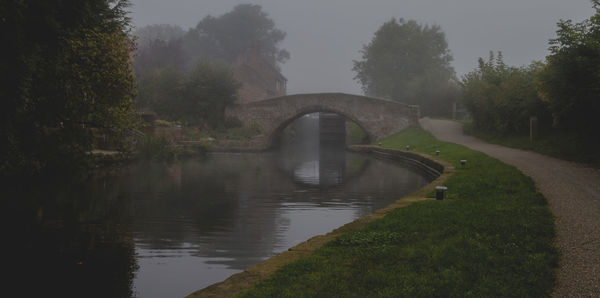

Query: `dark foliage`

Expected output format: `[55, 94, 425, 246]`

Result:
[137, 62, 240, 128]
[461, 52, 550, 134]
[0, 0, 137, 177]
[536, 0, 600, 137]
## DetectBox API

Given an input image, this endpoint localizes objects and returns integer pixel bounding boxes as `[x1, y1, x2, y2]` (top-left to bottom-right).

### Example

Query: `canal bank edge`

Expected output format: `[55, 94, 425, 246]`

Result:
[186, 145, 455, 298]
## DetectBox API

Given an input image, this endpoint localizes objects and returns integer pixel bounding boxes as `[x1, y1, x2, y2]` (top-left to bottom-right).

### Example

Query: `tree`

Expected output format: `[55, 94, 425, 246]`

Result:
[182, 4, 289, 68]
[536, 0, 600, 136]
[132, 4, 287, 128]
[178, 61, 240, 127]
[136, 67, 185, 112]
[135, 24, 185, 49]
[137, 62, 240, 128]
[353, 18, 457, 116]
[0, 0, 137, 176]
[133, 37, 187, 78]
[133, 24, 187, 77]
[461, 52, 549, 133]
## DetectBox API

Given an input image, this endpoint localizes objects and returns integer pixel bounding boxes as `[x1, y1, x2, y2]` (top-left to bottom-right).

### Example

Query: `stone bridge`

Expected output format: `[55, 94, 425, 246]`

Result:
[225, 93, 420, 149]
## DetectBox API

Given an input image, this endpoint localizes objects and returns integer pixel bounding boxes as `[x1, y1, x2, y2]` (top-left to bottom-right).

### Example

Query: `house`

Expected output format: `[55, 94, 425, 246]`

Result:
[233, 44, 287, 104]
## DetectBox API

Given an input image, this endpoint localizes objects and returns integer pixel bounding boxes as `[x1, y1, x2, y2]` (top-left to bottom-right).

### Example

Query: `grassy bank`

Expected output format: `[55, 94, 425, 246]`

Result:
[346, 121, 369, 144]
[236, 127, 557, 297]
[463, 122, 600, 168]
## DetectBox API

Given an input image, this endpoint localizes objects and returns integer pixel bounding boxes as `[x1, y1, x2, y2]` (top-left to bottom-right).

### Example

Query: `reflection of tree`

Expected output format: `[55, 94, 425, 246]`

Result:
[8, 174, 137, 297]
[129, 160, 240, 237]
[185, 154, 294, 269]
[8, 141, 434, 295]
[345, 154, 370, 179]
[341, 157, 430, 217]
[125, 156, 295, 270]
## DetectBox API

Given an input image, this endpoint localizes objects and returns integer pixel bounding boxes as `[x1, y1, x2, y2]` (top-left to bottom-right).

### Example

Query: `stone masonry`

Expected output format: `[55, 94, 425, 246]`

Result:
[225, 93, 420, 149]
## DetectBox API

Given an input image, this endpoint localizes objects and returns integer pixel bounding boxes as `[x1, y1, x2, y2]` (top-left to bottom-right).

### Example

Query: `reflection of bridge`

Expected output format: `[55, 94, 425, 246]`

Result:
[225, 93, 420, 148]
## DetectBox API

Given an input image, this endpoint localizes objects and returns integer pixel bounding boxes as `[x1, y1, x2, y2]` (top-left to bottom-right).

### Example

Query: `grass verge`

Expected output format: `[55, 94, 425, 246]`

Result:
[463, 122, 600, 168]
[346, 121, 369, 144]
[236, 127, 557, 297]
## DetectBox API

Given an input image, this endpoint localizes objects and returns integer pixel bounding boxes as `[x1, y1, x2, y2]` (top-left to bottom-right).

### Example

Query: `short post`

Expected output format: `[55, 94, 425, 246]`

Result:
[452, 102, 457, 120]
[460, 160, 467, 167]
[378, 142, 382, 146]
[529, 116, 538, 142]
[435, 150, 440, 156]
[436, 186, 448, 200]
[406, 145, 410, 150]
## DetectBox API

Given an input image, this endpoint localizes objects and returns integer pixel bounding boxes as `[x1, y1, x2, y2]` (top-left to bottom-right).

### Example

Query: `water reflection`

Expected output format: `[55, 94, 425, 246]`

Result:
[9, 114, 431, 298]
[7, 173, 137, 298]
[279, 113, 348, 187]
[281, 141, 348, 187]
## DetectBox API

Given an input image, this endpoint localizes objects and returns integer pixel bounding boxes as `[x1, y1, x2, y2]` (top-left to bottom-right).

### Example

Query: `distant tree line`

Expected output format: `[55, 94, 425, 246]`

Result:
[133, 4, 288, 128]
[462, 0, 600, 138]
[1, 0, 137, 176]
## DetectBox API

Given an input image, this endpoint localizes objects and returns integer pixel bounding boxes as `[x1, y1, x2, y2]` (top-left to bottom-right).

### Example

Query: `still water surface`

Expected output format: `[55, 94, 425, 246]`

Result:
[11, 128, 432, 298]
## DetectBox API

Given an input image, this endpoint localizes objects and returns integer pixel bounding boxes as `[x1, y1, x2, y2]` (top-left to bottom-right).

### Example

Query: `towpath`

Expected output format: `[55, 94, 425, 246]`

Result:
[419, 117, 600, 297]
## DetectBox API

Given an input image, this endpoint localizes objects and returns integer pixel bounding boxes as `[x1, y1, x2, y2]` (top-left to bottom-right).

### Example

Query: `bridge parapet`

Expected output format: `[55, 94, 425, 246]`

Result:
[225, 93, 419, 149]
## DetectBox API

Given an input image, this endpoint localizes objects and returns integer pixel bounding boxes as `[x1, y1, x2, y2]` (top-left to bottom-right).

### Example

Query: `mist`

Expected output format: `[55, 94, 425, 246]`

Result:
[128, 0, 592, 95]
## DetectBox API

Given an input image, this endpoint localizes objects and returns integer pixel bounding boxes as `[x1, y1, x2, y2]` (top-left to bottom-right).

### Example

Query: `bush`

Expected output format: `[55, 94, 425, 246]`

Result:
[223, 122, 264, 140]
[153, 119, 178, 127]
[461, 52, 550, 134]
[224, 117, 243, 129]
[136, 61, 240, 128]
[536, 1, 600, 137]
[135, 134, 175, 161]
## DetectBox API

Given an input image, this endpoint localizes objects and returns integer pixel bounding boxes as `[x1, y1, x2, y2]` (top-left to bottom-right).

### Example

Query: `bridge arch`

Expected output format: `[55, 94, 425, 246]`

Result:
[225, 93, 420, 149]
[269, 105, 374, 145]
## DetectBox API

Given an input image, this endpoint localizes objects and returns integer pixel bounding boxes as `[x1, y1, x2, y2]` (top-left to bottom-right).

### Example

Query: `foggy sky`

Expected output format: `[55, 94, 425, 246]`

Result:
[128, 0, 593, 95]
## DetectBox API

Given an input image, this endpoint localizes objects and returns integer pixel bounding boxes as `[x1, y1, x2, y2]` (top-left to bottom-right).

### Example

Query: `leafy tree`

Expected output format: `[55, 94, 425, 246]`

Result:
[137, 62, 240, 128]
[183, 4, 289, 68]
[536, 0, 600, 135]
[178, 61, 240, 127]
[0, 0, 137, 176]
[461, 52, 549, 133]
[136, 67, 184, 112]
[353, 18, 458, 116]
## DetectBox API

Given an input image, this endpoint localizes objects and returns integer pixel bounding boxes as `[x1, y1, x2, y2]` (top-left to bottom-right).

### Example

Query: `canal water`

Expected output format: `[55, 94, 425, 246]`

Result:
[9, 115, 432, 298]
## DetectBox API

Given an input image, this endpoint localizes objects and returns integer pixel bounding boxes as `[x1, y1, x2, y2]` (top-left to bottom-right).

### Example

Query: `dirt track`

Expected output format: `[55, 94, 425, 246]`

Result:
[420, 117, 600, 297]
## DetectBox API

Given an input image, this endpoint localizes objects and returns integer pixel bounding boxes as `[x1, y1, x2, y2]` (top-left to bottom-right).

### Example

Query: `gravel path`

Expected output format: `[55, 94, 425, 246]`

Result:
[419, 117, 600, 297]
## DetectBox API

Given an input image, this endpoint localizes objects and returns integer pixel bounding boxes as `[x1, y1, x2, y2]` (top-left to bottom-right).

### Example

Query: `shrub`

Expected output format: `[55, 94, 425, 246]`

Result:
[461, 52, 551, 134]
[536, 1, 600, 137]
[135, 134, 175, 161]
